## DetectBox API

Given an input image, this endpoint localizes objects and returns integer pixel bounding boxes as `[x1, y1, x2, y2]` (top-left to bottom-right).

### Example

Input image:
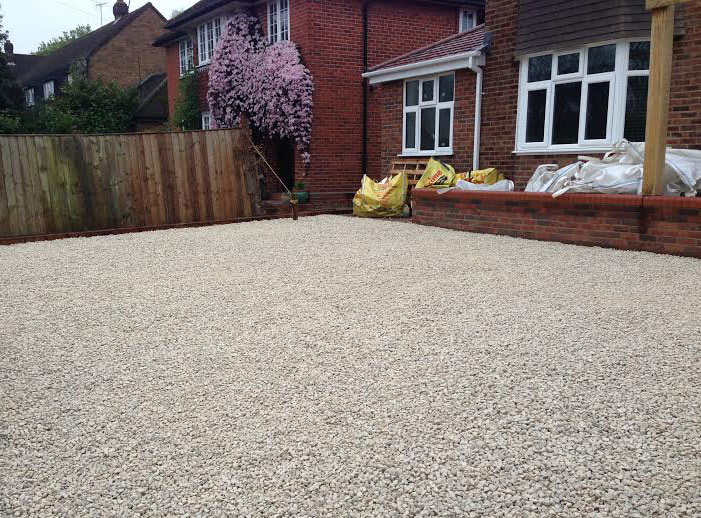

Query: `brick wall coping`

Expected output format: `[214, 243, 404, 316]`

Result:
[412, 189, 701, 209]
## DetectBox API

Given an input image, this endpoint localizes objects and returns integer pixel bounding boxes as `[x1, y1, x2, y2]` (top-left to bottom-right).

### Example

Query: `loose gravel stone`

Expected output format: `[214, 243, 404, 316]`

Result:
[1, 215, 700, 517]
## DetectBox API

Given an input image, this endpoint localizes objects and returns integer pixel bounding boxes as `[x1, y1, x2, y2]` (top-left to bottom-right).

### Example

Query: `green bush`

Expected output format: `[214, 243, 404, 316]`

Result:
[173, 72, 201, 131]
[0, 113, 20, 134]
[20, 103, 76, 134]
[57, 79, 137, 134]
[2, 78, 137, 135]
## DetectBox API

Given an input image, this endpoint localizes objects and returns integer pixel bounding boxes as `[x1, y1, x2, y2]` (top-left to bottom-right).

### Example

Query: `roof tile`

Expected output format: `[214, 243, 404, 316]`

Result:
[368, 25, 486, 73]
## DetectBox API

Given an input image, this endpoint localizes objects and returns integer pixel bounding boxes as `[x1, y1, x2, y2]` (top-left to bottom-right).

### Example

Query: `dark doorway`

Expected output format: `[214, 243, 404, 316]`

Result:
[275, 138, 295, 191]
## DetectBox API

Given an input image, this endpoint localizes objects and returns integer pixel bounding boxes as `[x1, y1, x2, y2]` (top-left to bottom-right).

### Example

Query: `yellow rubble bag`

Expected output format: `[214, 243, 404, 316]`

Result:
[469, 168, 505, 185]
[353, 171, 407, 218]
[415, 158, 456, 189]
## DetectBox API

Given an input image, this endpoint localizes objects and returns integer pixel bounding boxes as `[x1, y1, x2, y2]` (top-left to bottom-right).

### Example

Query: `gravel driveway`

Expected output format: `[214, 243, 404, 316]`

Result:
[1, 215, 700, 517]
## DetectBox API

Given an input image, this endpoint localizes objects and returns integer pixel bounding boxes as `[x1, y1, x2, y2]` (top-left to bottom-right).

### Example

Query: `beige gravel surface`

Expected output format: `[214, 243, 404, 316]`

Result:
[1, 215, 700, 517]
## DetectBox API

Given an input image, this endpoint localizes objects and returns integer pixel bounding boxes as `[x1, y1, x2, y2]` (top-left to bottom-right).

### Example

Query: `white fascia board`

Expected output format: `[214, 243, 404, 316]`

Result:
[363, 51, 481, 85]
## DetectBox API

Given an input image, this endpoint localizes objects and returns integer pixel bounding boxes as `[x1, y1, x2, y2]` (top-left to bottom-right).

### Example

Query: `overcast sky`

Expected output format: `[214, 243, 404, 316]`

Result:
[3, 0, 198, 54]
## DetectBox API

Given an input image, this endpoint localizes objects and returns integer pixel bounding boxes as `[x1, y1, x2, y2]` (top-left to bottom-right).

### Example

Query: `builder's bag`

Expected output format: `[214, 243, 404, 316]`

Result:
[415, 158, 456, 189]
[353, 171, 408, 218]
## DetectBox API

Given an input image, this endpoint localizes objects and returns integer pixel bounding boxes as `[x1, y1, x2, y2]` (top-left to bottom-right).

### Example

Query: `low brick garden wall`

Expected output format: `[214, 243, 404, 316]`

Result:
[412, 189, 701, 258]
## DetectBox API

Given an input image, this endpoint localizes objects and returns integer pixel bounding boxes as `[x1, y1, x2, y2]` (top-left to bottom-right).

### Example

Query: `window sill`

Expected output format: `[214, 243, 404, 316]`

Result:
[398, 150, 454, 157]
[512, 146, 612, 156]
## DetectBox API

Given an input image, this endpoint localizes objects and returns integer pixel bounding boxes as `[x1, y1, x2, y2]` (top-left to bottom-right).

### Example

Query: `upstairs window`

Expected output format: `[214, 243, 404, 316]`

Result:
[197, 17, 223, 66]
[459, 8, 477, 32]
[517, 40, 650, 153]
[403, 73, 455, 155]
[25, 89, 35, 107]
[43, 80, 55, 100]
[268, 0, 290, 44]
[179, 38, 194, 76]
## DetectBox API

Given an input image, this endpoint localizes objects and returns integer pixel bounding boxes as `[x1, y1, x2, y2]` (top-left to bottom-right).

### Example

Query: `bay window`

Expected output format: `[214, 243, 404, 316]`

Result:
[197, 17, 223, 66]
[516, 40, 650, 153]
[403, 73, 454, 155]
[179, 38, 194, 76]
[268, 0, 290, 44]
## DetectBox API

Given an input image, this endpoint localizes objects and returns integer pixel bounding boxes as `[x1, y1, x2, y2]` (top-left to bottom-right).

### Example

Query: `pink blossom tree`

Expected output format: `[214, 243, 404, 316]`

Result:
[207, 14, 314, 164]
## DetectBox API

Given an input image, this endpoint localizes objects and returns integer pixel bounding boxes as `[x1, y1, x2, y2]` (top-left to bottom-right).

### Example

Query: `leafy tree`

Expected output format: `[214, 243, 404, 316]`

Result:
[208, 14, 314, 163]
[35, 25, 92, 56]
[55, 78, 137, 133]
[0, 3, 8, 46]
[171, 8, 185, 18]
[173, 72, 201, 130]
[0, 51, 22, 112]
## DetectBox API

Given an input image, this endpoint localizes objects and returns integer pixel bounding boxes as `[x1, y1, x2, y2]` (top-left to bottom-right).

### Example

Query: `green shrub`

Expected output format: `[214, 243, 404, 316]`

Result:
[173, 72, 201, 131]
[0, 112, 20, 134]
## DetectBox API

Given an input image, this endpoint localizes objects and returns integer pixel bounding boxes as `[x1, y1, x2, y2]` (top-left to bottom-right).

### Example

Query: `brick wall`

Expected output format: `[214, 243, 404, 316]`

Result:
[366, 0, 461, 180]
[479, 0, 701, 189]
[412, 189, 701, 258]
[89, 7, 166, 88]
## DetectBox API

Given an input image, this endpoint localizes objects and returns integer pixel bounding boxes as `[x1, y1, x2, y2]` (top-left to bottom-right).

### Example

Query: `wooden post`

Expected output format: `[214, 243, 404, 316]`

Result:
[642, 0, 691, 195]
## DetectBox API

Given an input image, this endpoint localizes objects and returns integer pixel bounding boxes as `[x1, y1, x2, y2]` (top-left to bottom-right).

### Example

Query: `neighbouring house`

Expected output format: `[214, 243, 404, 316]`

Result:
[154, 0, 485, 195]
[11, 1, 167, 114]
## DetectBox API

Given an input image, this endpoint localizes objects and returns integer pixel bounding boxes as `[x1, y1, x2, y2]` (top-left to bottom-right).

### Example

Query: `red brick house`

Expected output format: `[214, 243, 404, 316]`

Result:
[366, 0, 700, 189]
[155, 0, 699, 198]
[154, 0, 484, 195]
[13, 1, 167, 124]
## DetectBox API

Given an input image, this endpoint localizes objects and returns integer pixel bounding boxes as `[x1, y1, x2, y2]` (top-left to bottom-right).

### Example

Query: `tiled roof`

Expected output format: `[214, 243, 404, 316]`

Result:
[17, 3, 164, 87]
[165, 0, 253, 29]
[12, 54, 46, 81]
[367, 25, 486, 73]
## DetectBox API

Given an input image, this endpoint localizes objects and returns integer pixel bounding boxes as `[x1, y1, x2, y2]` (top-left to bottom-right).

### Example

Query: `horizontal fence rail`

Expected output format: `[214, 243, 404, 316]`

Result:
[0, 130, 259, 239]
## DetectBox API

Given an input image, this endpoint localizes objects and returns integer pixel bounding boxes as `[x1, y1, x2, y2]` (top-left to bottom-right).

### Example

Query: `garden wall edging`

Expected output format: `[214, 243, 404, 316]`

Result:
[411, 189, 701, 258]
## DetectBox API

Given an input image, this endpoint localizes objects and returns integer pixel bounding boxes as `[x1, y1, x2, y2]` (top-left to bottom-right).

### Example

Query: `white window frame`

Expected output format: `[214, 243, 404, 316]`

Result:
[515, 39, 650, 154]
[202, 111, 212, 130]
[197, 16, 223, 66]
[25, 88, 35, 107]
[402, 73, 455, 156]
[459, 8, 477, 32]
[267, 0, 290, 44]
[179, 38, 194, 77]
[43, 80, 55, 100]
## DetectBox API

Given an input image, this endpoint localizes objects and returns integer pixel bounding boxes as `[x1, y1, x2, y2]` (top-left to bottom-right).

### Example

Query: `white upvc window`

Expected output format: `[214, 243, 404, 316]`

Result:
[202, 111, 212, 130]
[403, 73, 455, 155]
[25, 88, 35, 107]
[459, 8, 477, 32]
[197, 17, 223, 66]
[43, 80, 55, 100]
[267, 0, 290, 44]
[179, 38, 194, 76]
[516, 39, 651, 153]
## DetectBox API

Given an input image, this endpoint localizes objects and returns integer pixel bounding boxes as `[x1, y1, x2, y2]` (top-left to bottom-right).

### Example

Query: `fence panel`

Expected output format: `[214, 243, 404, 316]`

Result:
[0, 129, 258, 238]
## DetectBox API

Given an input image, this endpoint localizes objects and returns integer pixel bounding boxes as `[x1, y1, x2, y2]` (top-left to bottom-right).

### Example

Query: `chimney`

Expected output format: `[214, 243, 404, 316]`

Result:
[113, 0, 129, 20]
[3, 40, 14, 66]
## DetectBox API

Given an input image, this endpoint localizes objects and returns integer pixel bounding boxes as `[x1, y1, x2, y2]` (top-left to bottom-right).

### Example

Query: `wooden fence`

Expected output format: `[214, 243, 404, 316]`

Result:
[0, 129, 260, 239]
